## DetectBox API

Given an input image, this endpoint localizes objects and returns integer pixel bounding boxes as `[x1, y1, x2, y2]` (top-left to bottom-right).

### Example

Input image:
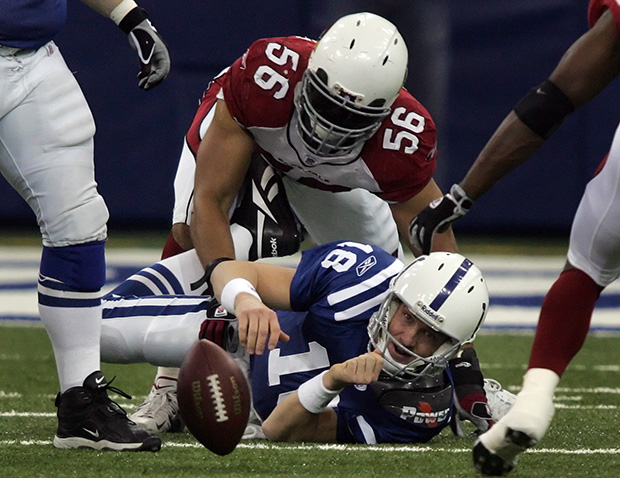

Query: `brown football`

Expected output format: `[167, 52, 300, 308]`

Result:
[177, 339, 250, 455]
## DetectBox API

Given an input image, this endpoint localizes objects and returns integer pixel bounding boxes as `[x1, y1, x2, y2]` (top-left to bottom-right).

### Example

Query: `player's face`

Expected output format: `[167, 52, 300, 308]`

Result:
[386, 303, 447, 364]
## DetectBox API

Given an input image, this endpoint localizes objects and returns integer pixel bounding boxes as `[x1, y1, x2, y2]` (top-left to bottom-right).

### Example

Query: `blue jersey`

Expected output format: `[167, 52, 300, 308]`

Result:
[251, 241, 455, 444]
[0, 0, 67, 49]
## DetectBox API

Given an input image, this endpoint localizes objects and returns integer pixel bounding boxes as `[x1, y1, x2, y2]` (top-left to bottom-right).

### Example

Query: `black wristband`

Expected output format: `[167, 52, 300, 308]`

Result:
[513, 79, 575, 139]
[118, 6, 149, 34]
[190, 257, 235, 292]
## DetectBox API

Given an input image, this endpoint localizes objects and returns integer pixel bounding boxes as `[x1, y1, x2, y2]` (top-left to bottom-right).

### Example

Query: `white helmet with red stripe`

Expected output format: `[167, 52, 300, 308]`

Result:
[368, 252, 489, 381]
[294, 12, 408, 157]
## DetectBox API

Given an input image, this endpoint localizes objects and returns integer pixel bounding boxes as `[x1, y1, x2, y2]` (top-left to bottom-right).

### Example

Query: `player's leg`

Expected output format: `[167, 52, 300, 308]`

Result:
[474, 130, 620, 475]
[101, 252, 243, 433]
[0, 44, 159, 451]
[281, 176, 403, 258]
[135, 153, 302, 429]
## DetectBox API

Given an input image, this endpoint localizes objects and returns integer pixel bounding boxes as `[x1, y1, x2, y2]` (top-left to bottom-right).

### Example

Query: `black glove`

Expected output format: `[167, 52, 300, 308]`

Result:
[408, 183, 473, 255]
[449, 348, 493, 436]
[118, 7, 171, 90]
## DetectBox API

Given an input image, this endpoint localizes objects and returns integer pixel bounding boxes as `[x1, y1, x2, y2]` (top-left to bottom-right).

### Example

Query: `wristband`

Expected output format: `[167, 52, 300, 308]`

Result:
[513, 79, 574, 139]
[117, 4, 149, 34]
[221, 278, 261, 313]
[110, 0, 139, 25]
[449, 184, 473, 210]
[297, 371, 343, 414]
[190, 257, 235, 292]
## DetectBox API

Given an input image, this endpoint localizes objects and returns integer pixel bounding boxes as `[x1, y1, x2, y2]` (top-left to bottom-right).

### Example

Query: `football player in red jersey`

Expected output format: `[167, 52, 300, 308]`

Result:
[132, 12, 493, 434]
[408, 1, 620, 474]
[163, 11, 456, 265]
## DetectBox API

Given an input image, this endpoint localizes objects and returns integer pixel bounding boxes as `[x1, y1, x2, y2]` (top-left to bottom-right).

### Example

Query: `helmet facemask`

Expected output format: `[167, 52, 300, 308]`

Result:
[368, 253, 489, 383]
[294, 68, 390, 158]
[368, 295, 460, 382]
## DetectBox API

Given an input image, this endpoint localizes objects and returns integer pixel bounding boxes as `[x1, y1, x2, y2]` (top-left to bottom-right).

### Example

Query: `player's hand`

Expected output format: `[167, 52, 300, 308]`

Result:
[234, 294, 290, 355]
[325, 352, 384, 390]
[449, 348, 493, 436]
[119, 7, 171, 90]
[408, 184, 473, 255]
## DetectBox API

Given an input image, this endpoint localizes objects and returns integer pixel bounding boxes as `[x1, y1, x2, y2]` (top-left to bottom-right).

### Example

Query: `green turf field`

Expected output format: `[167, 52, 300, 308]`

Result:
[2, 328, 619, 477]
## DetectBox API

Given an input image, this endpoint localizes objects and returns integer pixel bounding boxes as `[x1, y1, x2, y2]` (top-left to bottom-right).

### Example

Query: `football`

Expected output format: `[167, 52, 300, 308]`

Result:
[177, 339, 251, 455]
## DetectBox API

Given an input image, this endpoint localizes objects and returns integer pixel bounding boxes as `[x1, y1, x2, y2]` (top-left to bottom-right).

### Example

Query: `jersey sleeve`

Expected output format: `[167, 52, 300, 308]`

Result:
[588, 0, 620, 36]
[221, 36, 314, 130]
[289, 241, 403, 324]
[362, 92, 438, 203]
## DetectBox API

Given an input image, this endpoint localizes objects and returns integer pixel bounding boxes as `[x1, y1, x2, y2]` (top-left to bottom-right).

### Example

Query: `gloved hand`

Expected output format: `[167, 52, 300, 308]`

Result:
[449, 348, 493, 436]
[408, 183, 473, 255]
[199, 300, 241, 357]
[119, 7, 171, 90]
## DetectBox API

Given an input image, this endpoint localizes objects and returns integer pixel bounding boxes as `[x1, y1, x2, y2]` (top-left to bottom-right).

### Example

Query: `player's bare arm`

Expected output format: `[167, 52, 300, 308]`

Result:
[390, 178, 458, 255]
[461, 9, 620, 201]
[410, 8, 620, 257]
[191, 99, 255, 266]
[262, 352, 383, 443]
[211, 260, 294, 354]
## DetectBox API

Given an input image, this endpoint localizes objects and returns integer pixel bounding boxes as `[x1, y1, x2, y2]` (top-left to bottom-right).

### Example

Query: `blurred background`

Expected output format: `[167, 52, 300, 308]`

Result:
[2, 0, 617, 241]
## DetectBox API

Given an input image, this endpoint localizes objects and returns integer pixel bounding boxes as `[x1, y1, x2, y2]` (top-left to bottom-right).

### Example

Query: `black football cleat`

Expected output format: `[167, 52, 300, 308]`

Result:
[473, 427, 536, 476]
[53, 371, 161, 451]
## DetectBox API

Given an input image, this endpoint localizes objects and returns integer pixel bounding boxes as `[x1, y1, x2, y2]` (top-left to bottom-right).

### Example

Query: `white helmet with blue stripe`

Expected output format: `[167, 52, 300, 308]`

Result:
[368, 252, 489, 381]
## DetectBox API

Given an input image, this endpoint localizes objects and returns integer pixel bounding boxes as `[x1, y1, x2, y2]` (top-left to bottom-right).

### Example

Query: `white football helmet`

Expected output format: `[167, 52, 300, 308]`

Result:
[368, 252, 489, 381]
[294, 12, 408, 158]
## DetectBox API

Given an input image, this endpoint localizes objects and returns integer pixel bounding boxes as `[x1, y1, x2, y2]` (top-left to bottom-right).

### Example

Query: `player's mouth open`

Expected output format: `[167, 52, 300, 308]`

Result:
[388, 342, 414, 364]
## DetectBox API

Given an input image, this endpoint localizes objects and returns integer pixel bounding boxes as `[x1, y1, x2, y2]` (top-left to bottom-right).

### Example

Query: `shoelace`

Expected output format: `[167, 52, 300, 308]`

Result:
[97, 376, 133, 417]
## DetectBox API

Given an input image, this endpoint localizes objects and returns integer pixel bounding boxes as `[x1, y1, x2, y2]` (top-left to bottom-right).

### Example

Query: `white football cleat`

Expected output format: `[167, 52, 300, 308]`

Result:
[484, 378, 516, 422]
[473, 368, 559, 476]
[130, 375, 184, 433]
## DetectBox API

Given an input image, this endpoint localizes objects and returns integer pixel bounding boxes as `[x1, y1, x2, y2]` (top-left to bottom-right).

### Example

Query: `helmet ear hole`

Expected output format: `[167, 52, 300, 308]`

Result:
[316, 68, 328, 84]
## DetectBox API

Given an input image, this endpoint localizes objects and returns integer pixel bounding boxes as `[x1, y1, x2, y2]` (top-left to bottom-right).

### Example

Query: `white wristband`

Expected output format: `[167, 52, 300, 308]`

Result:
[110, 0, 139, 25]
[297, 371, 343, 414]
[220, 278, 261, 313]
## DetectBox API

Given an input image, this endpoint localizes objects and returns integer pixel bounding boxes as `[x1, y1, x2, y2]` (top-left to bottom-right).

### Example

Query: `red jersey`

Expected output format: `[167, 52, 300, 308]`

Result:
[190, 36, 438, 203]
[589, 0, 620, 34]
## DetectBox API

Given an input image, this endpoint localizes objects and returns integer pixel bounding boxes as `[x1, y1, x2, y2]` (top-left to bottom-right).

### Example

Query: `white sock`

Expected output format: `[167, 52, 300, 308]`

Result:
[40, 304, 101, 392]
[480, 367, 560, 454]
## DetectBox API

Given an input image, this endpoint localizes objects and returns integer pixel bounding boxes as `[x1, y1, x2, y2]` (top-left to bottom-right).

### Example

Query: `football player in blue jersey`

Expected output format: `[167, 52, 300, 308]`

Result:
[99, 241, 515, 444]
[0, 0, 169, 451]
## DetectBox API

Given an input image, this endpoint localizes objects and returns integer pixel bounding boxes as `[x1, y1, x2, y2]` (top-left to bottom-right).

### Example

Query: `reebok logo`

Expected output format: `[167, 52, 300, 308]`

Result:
[270, 237, 278, 256]
[356, 256, 377, 276]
